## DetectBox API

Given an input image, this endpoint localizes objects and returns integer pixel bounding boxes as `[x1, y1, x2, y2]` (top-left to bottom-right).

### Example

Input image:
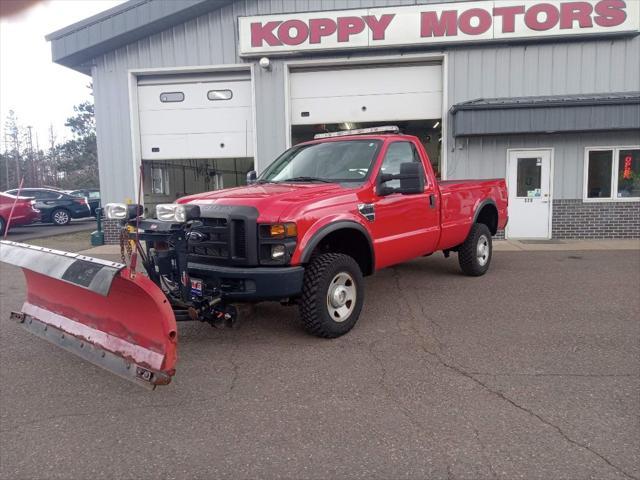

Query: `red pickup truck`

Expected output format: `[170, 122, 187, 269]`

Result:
[171, 126, 508, 337]
[0, 126, 508, 387]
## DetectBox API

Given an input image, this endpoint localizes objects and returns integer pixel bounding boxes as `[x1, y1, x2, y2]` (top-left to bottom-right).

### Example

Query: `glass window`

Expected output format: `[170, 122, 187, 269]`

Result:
[617, 149, 640, 198]
[151, 167, 170, 195]
[380, 142, 424, 190]
[89, 191, 101, 199]
[207, 89, 232, 101]
[516, 157, 542, 198]
[33, 190, 60, 200]
[159, 92, 184, 103]
[586, 150, 613, 198]
[260, 140, 381, 183]
[585, 147, 639, 200]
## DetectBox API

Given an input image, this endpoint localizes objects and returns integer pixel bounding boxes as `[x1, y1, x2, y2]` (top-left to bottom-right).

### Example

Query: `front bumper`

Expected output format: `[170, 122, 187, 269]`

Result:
[188, 262, 305, 301]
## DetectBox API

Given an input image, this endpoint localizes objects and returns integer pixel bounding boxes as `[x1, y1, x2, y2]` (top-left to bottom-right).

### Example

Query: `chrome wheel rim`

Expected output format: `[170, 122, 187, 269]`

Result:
[54, 211, 69, 225]
[326, 272, 356, 323]
[477, 234, 490, 266]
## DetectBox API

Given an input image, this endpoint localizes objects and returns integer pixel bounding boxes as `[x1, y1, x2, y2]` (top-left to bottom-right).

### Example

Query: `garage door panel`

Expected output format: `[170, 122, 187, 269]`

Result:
[290, 65, 442, 99]
[138, 81, 252, 110]
[141, 131, 254, 160]
[139, 107, 252, 135]
[137, 76, 253, 161]
[291, 92, 442, 125]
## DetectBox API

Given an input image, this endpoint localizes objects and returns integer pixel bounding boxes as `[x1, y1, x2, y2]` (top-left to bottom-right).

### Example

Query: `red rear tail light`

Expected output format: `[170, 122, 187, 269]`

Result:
[75, 198, 87, 205]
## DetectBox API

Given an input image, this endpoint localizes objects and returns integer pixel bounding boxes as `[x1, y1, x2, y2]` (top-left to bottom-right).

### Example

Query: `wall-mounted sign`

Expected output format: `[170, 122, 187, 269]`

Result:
[238, 0, 640, 56]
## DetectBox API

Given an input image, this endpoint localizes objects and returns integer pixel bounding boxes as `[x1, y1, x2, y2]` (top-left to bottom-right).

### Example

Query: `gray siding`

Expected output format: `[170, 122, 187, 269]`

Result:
[89, 0, 640, 203]
[449, 130, 640, 200]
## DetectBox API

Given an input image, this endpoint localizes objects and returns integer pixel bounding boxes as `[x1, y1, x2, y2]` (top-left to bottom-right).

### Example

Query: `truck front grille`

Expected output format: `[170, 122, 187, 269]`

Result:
[188, 217, 249, 265]
[233, 220, 246, 259]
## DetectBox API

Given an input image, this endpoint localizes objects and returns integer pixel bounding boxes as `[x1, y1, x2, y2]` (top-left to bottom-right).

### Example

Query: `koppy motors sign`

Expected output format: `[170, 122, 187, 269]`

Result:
[239, 0, 640, 55]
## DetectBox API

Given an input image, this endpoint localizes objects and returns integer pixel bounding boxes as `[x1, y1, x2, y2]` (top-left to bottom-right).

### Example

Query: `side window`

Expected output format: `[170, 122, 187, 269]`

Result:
[159, 92, 184, 103]
[89, 191, 101, 199]
[380, 142, 424, 189]
[39, 191, 61, 200]
[207, 89, 233, 101]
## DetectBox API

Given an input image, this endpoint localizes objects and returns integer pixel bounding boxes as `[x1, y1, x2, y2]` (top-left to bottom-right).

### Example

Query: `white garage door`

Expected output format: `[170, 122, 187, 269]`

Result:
[137, 73, 253, 160]
[290, 63, 442, 126]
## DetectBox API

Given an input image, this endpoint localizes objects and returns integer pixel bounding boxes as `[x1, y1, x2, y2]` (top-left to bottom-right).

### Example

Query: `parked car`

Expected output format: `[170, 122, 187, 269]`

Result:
[4, 188, 91, 226]
[68, 189, 101, 216]
[0, 192, 41, 234]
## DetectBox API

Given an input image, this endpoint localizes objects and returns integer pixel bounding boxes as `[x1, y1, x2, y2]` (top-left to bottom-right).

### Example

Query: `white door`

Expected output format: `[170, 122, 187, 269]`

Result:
[289, 64, 442, 125]
[506, 149, 553, 239]
[137, 74, 253, 160]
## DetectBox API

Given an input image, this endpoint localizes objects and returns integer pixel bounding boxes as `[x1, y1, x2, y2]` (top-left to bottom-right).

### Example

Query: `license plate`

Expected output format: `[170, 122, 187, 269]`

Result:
[190, 278, 203, 297]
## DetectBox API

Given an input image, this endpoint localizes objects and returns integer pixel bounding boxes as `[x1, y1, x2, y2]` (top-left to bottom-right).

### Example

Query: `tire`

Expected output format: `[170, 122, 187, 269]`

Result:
[299, 253, 364, 338]
[51, 208, 71, 226]
[458, 223, 492, 277]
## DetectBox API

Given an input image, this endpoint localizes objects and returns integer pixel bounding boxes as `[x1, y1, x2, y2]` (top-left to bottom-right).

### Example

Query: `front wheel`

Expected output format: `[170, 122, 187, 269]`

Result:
[458, 223, 492, 276]
[51, 208, 71, 226]
[299, 253, 364, 338]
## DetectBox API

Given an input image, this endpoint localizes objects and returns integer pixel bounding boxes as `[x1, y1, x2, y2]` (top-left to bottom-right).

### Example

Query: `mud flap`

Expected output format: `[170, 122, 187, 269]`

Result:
[1, 241, 177, 388]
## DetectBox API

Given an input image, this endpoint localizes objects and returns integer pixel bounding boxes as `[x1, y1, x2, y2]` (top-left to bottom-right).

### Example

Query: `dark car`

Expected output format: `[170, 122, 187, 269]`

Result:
[68, 189, 101, 216]
[4, 188, 91, 226]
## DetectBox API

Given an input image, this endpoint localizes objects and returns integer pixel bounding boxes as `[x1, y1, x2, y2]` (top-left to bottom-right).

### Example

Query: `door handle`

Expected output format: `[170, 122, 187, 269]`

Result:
[429, 194, 436, 208]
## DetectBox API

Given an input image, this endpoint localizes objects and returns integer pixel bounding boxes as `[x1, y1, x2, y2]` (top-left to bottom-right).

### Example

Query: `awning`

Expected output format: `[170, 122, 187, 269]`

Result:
[450, 92, 640, 137]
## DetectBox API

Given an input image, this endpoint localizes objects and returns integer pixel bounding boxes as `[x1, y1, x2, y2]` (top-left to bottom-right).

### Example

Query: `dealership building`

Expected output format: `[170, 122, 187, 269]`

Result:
[47, 0, 640, 241]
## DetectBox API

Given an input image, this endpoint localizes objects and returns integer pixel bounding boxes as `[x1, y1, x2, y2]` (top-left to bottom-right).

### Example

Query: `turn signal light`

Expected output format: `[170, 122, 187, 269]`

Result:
[269, 223, 297, 238]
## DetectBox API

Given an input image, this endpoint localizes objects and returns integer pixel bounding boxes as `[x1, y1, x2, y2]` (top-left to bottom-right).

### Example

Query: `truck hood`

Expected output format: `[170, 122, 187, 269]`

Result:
[177, 183, 351, 221]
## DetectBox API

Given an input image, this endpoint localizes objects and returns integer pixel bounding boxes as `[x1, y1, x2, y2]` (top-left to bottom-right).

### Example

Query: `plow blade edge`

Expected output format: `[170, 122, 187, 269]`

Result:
[1, 241, 177, 388]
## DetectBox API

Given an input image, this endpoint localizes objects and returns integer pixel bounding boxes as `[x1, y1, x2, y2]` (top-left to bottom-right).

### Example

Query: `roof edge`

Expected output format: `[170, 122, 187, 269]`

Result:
[45, 0, 149, 41]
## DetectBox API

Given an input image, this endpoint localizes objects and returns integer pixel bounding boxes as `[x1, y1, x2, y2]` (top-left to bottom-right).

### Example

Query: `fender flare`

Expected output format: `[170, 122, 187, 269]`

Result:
[300, 220, 375, 273]
[472, 198, 498, 233]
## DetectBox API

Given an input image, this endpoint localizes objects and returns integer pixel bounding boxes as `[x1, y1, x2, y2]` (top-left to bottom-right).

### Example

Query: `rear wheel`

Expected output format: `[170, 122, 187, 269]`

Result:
[458, 223, 492, 276]
[51, 208, 71, 226]
[299, 253, 364, 338]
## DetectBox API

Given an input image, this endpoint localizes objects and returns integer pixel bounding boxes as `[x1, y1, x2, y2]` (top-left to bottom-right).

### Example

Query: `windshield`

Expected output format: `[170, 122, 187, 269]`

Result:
[260, 140, 382, 183]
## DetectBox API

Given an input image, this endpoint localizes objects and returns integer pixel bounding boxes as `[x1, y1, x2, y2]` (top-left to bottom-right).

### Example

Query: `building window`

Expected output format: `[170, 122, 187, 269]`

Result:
[584, 147, 640, 201]
[159, 92, 184, 103]
[207, 89, 232, 101]
[151, 166, 170, 195]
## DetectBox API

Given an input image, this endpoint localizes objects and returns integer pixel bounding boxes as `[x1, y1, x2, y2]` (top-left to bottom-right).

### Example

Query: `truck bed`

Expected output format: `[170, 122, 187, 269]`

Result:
[436, 179, 508, 251]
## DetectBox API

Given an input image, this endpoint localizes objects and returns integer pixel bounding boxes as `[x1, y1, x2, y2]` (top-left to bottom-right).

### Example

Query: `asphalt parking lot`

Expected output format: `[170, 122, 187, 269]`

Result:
[0, 240, 638, 479]
[5, 217, 95, 242]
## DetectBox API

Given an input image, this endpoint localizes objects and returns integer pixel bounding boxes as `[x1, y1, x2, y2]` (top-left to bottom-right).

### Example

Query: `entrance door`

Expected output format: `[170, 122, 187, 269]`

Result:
[506, 149, 552, 239]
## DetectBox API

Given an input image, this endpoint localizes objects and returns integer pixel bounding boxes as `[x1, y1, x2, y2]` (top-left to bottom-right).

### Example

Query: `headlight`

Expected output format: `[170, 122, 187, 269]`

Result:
[104, 203, 143, 220]
[260, 222, 297, 238]
[156, 204, 200, 222]
[104, 203, 128, 220]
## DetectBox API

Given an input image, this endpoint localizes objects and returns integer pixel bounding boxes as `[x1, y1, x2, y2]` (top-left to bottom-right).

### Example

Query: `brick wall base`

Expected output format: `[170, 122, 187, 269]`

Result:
[102, 199, 638, 244]
[104, 219, 123, 244]
[552, 199, 640, 239]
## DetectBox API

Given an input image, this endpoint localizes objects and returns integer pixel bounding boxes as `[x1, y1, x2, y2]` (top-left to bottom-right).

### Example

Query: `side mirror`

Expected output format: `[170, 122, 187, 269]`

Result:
[377, 162, 424, 196]
[246, 170, 258, 185]
[398, 162, 424, 194]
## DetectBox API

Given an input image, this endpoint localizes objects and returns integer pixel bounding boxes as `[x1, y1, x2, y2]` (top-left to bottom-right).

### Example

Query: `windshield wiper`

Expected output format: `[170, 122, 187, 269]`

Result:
[279, 176, 334, 183]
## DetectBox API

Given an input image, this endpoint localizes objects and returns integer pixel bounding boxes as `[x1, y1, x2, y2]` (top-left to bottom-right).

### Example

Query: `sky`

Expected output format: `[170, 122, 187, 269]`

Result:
[0, 0, 126, 151]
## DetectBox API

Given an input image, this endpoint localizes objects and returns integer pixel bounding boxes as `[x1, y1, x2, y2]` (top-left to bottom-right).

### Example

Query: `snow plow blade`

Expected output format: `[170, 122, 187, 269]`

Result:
[1, 241, 177, 388]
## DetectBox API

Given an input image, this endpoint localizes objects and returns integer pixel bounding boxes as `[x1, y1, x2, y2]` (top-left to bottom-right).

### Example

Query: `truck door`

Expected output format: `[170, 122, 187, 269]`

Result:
[370, 141, 440, 268]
